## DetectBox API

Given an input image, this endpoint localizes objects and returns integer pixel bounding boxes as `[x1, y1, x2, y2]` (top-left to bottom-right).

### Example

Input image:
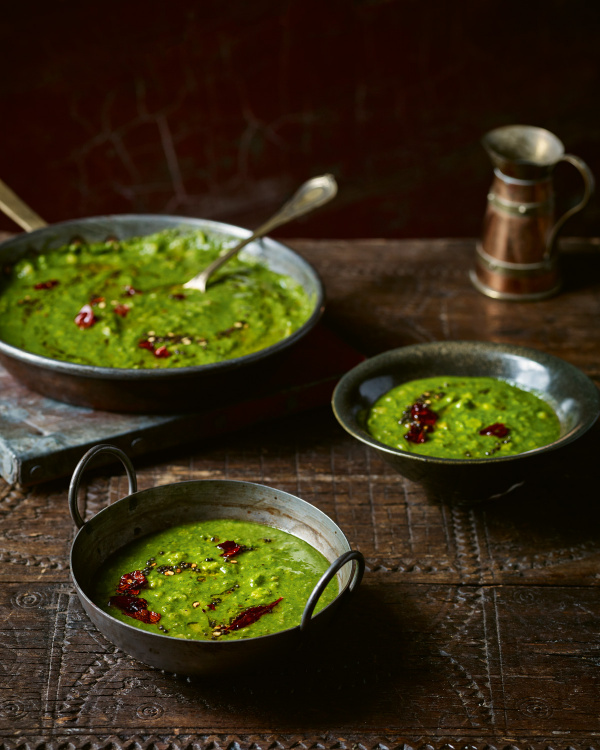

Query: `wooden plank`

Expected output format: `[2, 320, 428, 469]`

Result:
[0, 238, 599, 749]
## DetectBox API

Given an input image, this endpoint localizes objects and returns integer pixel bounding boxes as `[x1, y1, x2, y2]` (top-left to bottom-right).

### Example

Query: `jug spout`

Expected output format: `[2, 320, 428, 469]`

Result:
[482, 124, 565, 181]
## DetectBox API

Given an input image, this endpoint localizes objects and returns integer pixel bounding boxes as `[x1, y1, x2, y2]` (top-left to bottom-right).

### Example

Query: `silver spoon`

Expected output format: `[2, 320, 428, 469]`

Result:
[0, 174, 338, 292]
[183, 173, 338, 292]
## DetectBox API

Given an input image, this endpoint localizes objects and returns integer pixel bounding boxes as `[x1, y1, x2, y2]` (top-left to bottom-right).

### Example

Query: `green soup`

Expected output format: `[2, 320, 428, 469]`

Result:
[367, 375, 561, 459]
[92, 519, 338, 641]
[0, 228, 314, 368]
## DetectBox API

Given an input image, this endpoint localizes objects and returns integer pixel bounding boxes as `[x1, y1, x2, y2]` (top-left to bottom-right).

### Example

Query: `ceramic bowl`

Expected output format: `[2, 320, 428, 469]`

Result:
[332, 341, 600, 504]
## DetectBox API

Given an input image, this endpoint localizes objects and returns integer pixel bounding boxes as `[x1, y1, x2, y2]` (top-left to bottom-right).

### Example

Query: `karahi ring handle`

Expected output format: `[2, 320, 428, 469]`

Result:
[300, 549, 365, 632]
[68, 444, 138, 529]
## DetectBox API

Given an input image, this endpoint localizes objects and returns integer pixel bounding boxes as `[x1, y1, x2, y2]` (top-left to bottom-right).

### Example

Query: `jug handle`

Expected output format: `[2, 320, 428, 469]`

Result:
[546, 154, 595, 258]
[69, 444, 138, 529]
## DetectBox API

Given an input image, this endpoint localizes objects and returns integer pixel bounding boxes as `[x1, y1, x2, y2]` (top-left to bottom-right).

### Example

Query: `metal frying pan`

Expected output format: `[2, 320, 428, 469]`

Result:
[0, 214, 324, 412]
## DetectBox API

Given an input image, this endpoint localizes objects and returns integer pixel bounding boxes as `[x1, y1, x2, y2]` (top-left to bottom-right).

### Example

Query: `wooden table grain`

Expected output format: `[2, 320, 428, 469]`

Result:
[2, 237, 600, 749]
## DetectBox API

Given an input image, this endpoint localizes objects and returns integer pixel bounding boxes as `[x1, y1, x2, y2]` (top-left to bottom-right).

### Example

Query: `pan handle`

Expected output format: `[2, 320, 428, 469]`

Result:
[68, 444, 138, 529]
[299, 549, 365, 632]
[0, 178, 47, 232]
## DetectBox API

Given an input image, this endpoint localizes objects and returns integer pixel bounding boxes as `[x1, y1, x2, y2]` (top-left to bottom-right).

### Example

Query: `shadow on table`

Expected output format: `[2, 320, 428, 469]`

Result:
[476, 420, 600, 559]
[178, 583, 422, 728]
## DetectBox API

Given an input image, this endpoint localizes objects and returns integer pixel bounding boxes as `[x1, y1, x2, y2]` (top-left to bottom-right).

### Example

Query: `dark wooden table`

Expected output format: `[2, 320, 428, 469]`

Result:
[2, 237, 600, 749]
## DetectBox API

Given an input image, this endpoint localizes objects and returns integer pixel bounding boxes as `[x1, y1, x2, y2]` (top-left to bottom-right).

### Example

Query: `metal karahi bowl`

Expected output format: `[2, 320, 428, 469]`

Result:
[69, 444, 364, 676]
[0, 214, 324, 413]
[332, 341, 600, 505]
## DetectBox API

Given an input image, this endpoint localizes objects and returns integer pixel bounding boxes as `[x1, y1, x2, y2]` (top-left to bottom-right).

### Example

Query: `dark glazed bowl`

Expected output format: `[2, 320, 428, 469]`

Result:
[69, 445, 364, 676]
[332, 341, 600, 505]
[0, 215, 324, 412]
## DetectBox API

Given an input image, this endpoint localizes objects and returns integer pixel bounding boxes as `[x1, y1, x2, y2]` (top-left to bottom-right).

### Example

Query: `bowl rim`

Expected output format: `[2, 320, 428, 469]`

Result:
[71, 477, 356, 646]
[0, 214, 325, 380]
[332, 340, 600, 466]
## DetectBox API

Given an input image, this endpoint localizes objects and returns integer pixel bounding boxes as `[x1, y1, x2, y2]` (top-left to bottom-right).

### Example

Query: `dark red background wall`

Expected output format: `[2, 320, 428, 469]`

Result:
[1, 0, 599, 239]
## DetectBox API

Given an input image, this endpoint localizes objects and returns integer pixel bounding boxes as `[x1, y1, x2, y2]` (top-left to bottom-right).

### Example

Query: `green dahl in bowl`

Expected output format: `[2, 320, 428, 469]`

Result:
[366, 375, 561, 460]
[332, 341, 600, 505]
[93, 517, 338, 642]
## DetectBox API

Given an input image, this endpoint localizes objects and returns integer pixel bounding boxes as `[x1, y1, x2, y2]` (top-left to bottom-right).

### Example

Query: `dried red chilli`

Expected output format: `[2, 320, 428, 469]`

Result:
[138, 339, 171, 358]
[479, 422, 510, 438]
[109, 570, 160, 624]
[116, 570, 147, 595]
[403, 399, 439, 444]
[74, 304, 98, 329]
[34, 280, 59, 290]
[109, 595, 161, 624]
[410, 402, 438, 426]
[217, 540, 250, 558]
[221, 598, 283, 633]
[404, 425, 429, 444]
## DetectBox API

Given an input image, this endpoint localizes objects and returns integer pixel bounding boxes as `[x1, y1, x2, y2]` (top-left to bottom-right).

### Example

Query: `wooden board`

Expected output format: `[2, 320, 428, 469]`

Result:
[0, 324, 364, 485]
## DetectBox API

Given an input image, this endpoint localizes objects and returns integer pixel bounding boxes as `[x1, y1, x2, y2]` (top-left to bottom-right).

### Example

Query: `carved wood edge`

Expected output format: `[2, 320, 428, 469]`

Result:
[0, 734, 597, 750]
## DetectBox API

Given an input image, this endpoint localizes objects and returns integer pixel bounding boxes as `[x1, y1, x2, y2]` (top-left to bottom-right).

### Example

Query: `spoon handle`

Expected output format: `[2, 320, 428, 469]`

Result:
[184, 174, 337, 292]
[0, 178, 47, 232]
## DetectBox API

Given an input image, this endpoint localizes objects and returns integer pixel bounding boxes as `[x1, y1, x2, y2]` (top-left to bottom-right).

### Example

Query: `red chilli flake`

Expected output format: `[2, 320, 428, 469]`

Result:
[109, 570, 160, 625]
[138, 339, 171, 358]
[479, 423, 510, 438]
[410, 402, 438, 426]
[116, 570, 147, 595]
[221, 598, 283, 633]
[90, 296, 105, 306]
[403, 400, 439, 444]
[108, 595, 161, 624]
[217, 540, 249, 558]
[74, 304, 98, 329]
[113, 304, 130, 317]
[34, 279, 59, 290]
[404, 425, 430, 444]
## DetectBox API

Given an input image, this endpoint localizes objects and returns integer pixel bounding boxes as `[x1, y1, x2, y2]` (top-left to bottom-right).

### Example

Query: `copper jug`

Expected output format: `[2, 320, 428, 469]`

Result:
[470, 125, 594, 300]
